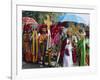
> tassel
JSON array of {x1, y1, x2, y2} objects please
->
[
  {"x1": 32, "y1": 30, "x2": 35, "y2": 62},
  {"x1": 83, "y1": 38, "x2": 86, "y2": 65},
  {"x1": 35, "y1": 30, "x2": 38, "y2": 62}
]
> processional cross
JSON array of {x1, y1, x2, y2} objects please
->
[{"x1": 44, "y1": 15, "x2": 52, "y2": 49}]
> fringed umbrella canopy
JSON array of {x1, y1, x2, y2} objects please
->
[{"x1": 22, "y1": 17, "x2": 38, "y2": 26}]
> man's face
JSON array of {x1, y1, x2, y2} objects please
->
[
  {"x1": 42, "y1": 28, "x2": 47, "y2": 34},
  {"x1": 66, "y1": 30, "x2": 72, "y2": 38}
]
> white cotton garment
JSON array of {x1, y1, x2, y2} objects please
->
[{"x1": 63, "y1": 39, "x2": 73, "y2": 67}]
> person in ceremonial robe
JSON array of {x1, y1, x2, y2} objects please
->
[
  {"x1": 85, "y1": 27, "x2": 89, "y2": 65},
  {"x1": 63, "y1": 29, "x2": 73, "y2": 67},
  {"x1": 51, "y1": 24, "x2": 62, "y2": 67},
  {"x1": 38, "y1": 24, "x2": 48, "y2": 65},
  {"x1": 77, "y1": 28, "x2": 86, "y2": 66},
  {"x1": 23, "y1": 24, "x2": 33, "y2": 62}
]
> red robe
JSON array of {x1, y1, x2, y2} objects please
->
[
  {"x1": 60, "y1": 39, "x2": 67, "y2": 58},
  {"x1": 72, "y1": 47, "x2": 77, "y2": 63},
  {"x1": 25, "y1": 51, "x2": 33, "y2": 62}
]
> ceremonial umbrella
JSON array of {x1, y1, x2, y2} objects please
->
[
  {"x1": 22, "y1": 17, "x2": 38, "y2": 28},
  {"x1": 58, "y1": 13, "x2": 86, "y2": 25}
]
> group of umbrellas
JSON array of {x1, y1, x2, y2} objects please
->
[{"x1": 22, "y1": 14, "x2": 87, "y2": 28}]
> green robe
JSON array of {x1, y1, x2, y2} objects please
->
[
  {"x1": 77, "y1": 39, "x2": 86, "y2": 66},
  {"x1": 85, "y1": 38, "x2": 89, "y2": 54}
]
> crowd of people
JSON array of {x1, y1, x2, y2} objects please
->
[{"x1": 22, "y1": 15, "x2": 89, "y2": 68}]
